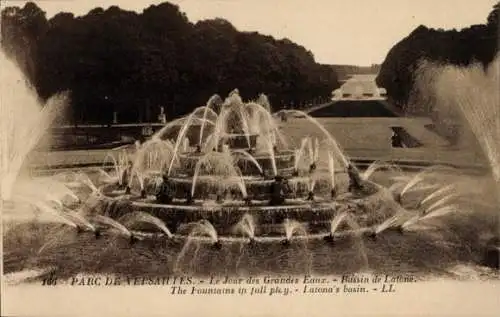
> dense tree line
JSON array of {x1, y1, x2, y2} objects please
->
[
  {"x1": 1, "y1": 2, "x2": 340, "y2": 124},
  {"x1": 376, "y1": 2, "x2": 499, "y2": 113}
]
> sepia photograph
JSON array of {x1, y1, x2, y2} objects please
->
[{"x1": 1, "y1": 0, "x2": 499, "y2": 316}]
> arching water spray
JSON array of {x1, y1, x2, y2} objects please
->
[
  {"x1": 411, "y1": 56, "x2": 500, "y2": 201},
  {"x1": 0, "y1": 51, "x2": 70, "y2": 200}
]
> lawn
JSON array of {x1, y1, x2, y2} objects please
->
[
  {"x1": 20, "y1": 117, "x2": 488, "y2": 172},
  {"x1": 308, "y1": 100, "x2": 397, "y2": 117}
]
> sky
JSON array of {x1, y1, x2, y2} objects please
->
[{"x1": 2, "y1": 0, "x2": 497, "y2": 65}]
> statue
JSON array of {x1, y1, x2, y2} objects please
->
[
  {"x1": 269, "y1": 175, "x2": 289, "y2": 206},
  {"x1": 309, "y1": 162, "x2": 317, "y2": 174},
  {"x1": 185, "y1": 191, "x2": 194, "y2": 205},
  {"x1": 156, "y1": 174, "x2": 175, "y2": 204},
  {"x1": 306, "y1": 191, "x2": 315, "y2": 201},
  {"x1": 158, "y1": 106, "x2": 166, "y2": 124}
]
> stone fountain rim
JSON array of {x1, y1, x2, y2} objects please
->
[
  {"x1": 130, "y1": 200, "x2": 337, "y2": 212},
  {"x1": 166, "y1": 173, "x2": 308, "y2": 184},
  {"x1": 119, "y1": 227, "x2": 377, "y2": 244},
  {"x1": 177, "y1": 149, "x2": 296, "y2": 159}
]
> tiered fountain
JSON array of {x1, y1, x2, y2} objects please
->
[
  {"x1": 96, "y1": 90, "x2": 399, "y2": 245},
  {"x1": 3, "y1": 50, "x2": 499, "y2": 278}
]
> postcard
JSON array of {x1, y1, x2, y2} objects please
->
[{"x1": 1, "y1": 0, "x2": 499, "y2": 316}]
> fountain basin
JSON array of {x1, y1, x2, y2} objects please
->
[
  {"x1": 224, "y1": 133, "x2": 258, "y2": 149},
  {"x1": 103, "y1": 176, "x2": 336, "y2": 201},
  {"x1": 96, "y1": 187, "x2": 396, "y2": 236},
  {"x1": 178, "y1": 149, "x2": 296, "y2": 176},
  {"x1": 89, "y1": 227, "x2": 377, "y2": 245}
]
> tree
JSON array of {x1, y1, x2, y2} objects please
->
[
  {"x1": 1, "y1": 2, "x2": 48, "y2": 88},
  {"x1": 376, "y1": 2, "x2": 500, "y2": 112},
  {"x1": 1, "y1": 1, "x2": 340, "y2": 123}
]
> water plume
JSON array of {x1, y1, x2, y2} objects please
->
[
  {"x1": 419, "y1": 184, "x2": 457, "y2": 206},
  {"x1": 119, "y1": 211, "x2": 173, "y2": 238},
  {"x1": 363, "y1": 161, "x2": 402, "y2": 180},
  {"x1": 232, "y1": 149, "x2": 264, "y2": 175},
  {"x1": 277, "y1": 110, "x2": 350, "y2": 167},
  {"x1": 191, "y1": 151, "x2": 248, "y2": 198},
  {"x1": 0, "y1": 51, "x2": 70, "y2": 200},
  {"x1": 330, "y1": 212, "x2": 349, "y2": 234},
  {"x1": 327, "y1": 151, "x2": 336, "y2": 190},
  {"x1": 92, "y1": 214, "x2": 132, "y2": 237},
  {"x1": 411, "y1": 55, "x2": 500, "y2": 200},
  {"x1": 232, "y1": 213, "x2": 256, "y2": 239},
  {"x1": 283, "y1": 218, "x2": 307, "y2": 240},
  {"x1": 192, "y1": 219, "x2": 219, "y2": 243}
]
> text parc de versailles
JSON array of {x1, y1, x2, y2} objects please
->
[{"x1": 67, "y1": 274, "x2": 417, "y2": 293}]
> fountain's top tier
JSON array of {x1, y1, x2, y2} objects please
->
[
  {"x1": 194, "y1": 90, "x2": 280, "y2": 151},
  {"x1": 139, "y1": 89, "x2": 350, "y2": 180},
  {"x1": 161, "y1": 90, "x2": 295, "y2": 177},
  {"x1": 208, "y1": 90, "x2": 272, "y2": 115},
  {"x1": 152, "y1": 89, "x2": 279, "y2": 147}
]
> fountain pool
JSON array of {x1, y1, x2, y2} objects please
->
[{"x1": 2, "y1": 55, "x2": 499, "y2": 280}]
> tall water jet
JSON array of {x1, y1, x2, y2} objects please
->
[
  {"x1": 199, "y1": 94, "x2": 222, "y2": 145},
  {"x1": 0, "y1": 51, "x2": 70, "y2": 201},
  {"x1": 410, "y1": 57, "x2": 500, "y2": 268},
  {"x1": 294, "y1": 137, "x2": 310, "y2": 170},
  {"x1": 277, "y1": 109, "x2": 350, "y2": 167},
  {"x1": 412, "y1": 55, "x2": 500, "y2": 198},
  {"x1": 327, "y1": 151, "x2": 336, "y2": 197},
  {"x1": 191, "y1": 151, "x2": 247, "y2": 199}
]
